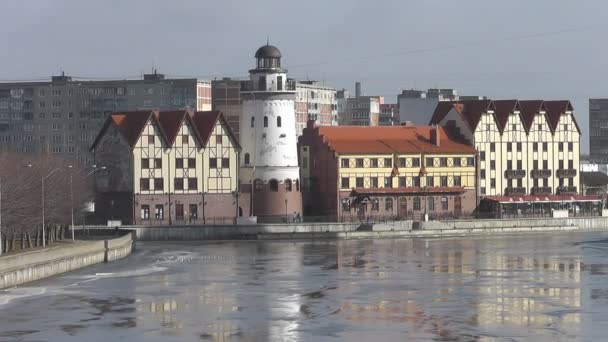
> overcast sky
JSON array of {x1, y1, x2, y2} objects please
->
[{"x1": 1, "y1": 0, "x2": 606, "y2": 153}]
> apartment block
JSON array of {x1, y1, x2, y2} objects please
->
[
  {"x1": 379, "y1": 103, "x2": 398, "y2": 126},
  {"x1": 91, "y1": 110, "x2": 242, "y2": 225},
  {"x1": 431, "y1": 99, "x2": 581, "y2": 197},
  {"x1": 294, "y1": 80, "x2": 338, "y2": 136},
  {"x1": 0, "y1": 72, "x2": 211, "y2": 165},
  {"x1": 337, "y1": 82, "x2": 382, "y2": 126},
  {"x1": 298, "y1": 122, "x2": 477, "y2": 221},
  {"x1": 589, "y1": 98, "x2": 608, "y2": 163}
]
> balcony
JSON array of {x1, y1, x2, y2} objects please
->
[
  {"x1": 531, "y1": 187, "x2": 552, "y2": 195},
  {"x1": 505, "y1": 187, "x2": 526, "y2": 195},
  {"x1": 556, "y1": 169, "x2": 577, "y2": 178},
  {"x1": 504, "y1": 170, "x2": 526, "y2": 179},
  {"x1": 530, "y1": 169, "x2": 552, "y2": 178},
  {"x1": 556, "y1": 186, "x2": 577, "y2": 194}
]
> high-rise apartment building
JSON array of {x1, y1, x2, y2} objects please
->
[
  {"x1": 337, "y1": 82, "x2": 382, "y2": 126},
  {"x1": 211, "y1": 78, "x2": 249, "y2": 140},
  {"x1": 397, "y1": 88, "x2": 459, "y2": 126},
  {"x1": 379, "y1": 103, "x2": 398, "y2": 126},
  {"x1": 0, "y1": 72, "x2": 211, "y2": 164},
  {"x1": 294, "y1": 80, "x2": 337, "y2": 136},
  {"x1": 589, "y1": 98, "x2": 608, "y2": 163}
]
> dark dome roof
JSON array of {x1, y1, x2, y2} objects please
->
[{"x1": 255, "y1": 44, "x2": 282, "y2": 58}]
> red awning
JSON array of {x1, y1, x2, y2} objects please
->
[{"x1": 350, "y1": 187, "x2": 466, "y2": 196}]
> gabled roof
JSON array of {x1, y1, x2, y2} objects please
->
[
  {"x1": 91, "y1": 110, "x2": 240, "y2": 151},
  {"x1": 313, "y1": 125, "x2": 476, "y2": 155},
  {"x1": 518, "y1": 100, "x2": 545, "y2": 133},
  {"x1": 493, "y1": 100, "x2": 519, "y2": 133},
  {"x1": 430, "y1": 100, "x2": 494, "y2": 132},
  {"x1": 544, "y1": 100, "x2": 579, "y2": 134}
]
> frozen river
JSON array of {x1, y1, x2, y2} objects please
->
[{"x1": 2, "y1": 232, "x2": 608, "y2": 341}]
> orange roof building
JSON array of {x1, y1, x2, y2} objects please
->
[{"x1": 298, "y1": 121, "x2": 478, "y2": 221}]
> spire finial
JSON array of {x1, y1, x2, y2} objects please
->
[{"x1": 266, "y1": 35, "x2": 269, "y2": 46}]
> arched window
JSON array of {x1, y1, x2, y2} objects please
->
[
  {"x1": 285, "y1": 179, "x2": 292, "y2": 191},
  {"x1": 264, "y1": 116, "x2": 268, "y2": 128},
  {"x1": 413, "y1": 197, "x2": 421, "y2": 211},
  {"x1": 250, "y1": 117, "x2": 255, "y2": 128},
  {"x1": 269, "y1": 179, "x2": 279, "y2": 192},
  {"x1": 244, "y1": 153, "x2": 250, "y2": 165},
  {"x1": 277, "y1": 116, "x2": 282, "y2": 127},
  {"x1": 254, "y1": 179, "x2": 263, "y2": 192},
  {"x1": 428, "y1": 197, "x2": 435, "y2": 211},
  {"x1": 295, "y1": 179, "x2": 300, "y2": 191},
  {"x1": 385, "y1": 198, "x2": 393, "y2": 211}
]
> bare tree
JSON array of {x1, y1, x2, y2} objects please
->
[{"x1": 0, "y1": 151, "x2": 93, "y2": 252}]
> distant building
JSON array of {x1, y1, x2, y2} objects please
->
[
  {"x1": 91, "y1": 110, "x2": 241, "y2": 225},
  {"x1": 211, "y1": 78, "x2": 249, "y2": 140},
  {"x1": 298, "y1": 122, "x2": 478, "y2": 221},
  {"x1": 397, "y1": 88, "x2": 458, "y2": 126},
  {"x1": 589, "y1": 98, "x2": 608, "y2": 163},
  {"x1": 431, "y1": 99, "x2": 581, "y2": 197},
  {"x1": 337, "y1": 82, "x2": 382, "y2": 126},
  {"x1": 294, "y1": 80, "x2": 337, "y2": 136},
  {"x1": 0, "y1": 71, "x2": 211, "y2": 165},
  {"x1": 379, "y1": 104, "x2": 399, "y2": 126}
]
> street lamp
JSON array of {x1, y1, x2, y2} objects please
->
[
  {"x1": 69, "y1": 165, "x2": 106, "y2": 241},
  {"x1": 285, "y1": 198, "x2": 288, "y2": 223},
  {"x1": 42, "y1": 168, "x2": 62, "y2": 248}
]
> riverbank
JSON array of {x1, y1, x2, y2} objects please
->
[
  {"x1": 88, "y1": 216, "x2": 608, "y2": 241},
  {"x1": 0, "y1": 232, "x2": 135, "y2": 289}
]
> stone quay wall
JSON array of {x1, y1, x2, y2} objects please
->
[{"x1": 0, "y1": 232, "x2": 135, "y2": 289}]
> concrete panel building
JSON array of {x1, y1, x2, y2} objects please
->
[
  {"x1": 91, "y1": 110, "x2": 242, "y2": 225},
  {"x1": 211, "y1": 78, "x2": 249, "y2": 140},
  {"x1": 294, "y1": 80, "x2": 337, "y2": 136},
  {"x1": 379, "y1": 103, "x2": 398, "y2": 126},
  {"x1": 431, "y1": 99, "x2": 581, "y2": 198},
  {"x1": 298, "y1": 122, "x2": 478, "y2": 221},
  {"x1": 337, "y1": 82, "x2": 382, "y2": 126},
  {"x1": 0, "y1": 72, "x2": 211, "y2": 165},
  {"x1": 589, "y1": 98, "x2": 608, "y2": 163},
  {"x1": 397, "y1": 88, "x2": 458, "y2": 126}
]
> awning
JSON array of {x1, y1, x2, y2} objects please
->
[
  {"x1": 483, "y1": 194, "x2": 602, "y2": 204},
  {"x1": 350, "y1": 186, "x2": 466, "y2": 196}
]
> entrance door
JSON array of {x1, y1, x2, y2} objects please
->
[
  {"x1": 399, "y1": 197, "x2": 408, "y2": 218},
  {"x1": 454, "y1": 196, "x2": 462, "y2": 217},
  {"x1": 175, "y1": 204, "x2": 184, "y2": 222},
  {"x1": 357, "y1": 204, "x2": 366, "y2": 220}
]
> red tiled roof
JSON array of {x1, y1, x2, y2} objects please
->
[
  {"x1": 492, "y1": 100, "x2": 519, "y2": 133},
  {"x1": 430, "y1": 100, "x2": 494, "y2": 132},
  {"x1": 483, "y1": 194, "x2": 601, "y2": 203},
  {"x1": 91, "y1": 110, "x2": 240, "y2": 151},
  {"x1": 315, "y1": 125, "x2": 476, "y2": 155},
  {"x1": 544, "y1": 100, "x2": 578, "y2": 133},
  {"x1": 350, "y1": 187, "x2": 466, "y2": 195}
]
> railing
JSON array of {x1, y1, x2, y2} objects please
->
[
  {"x1": 531, "y1": 187, "x2": 552, "y2": 195},
  {"x1": 556, "y1": 186, "x2": 577, "y2": 194},
  {"x1": 531, "y1": 169, "x2": 552, "y2": 178},
  {"x1": 556, "y1": 169, "x2": 577, "y2": 178},
  {"x1": 504, "y1": 170, "x2": 526, "y2": 179},
  {"x1": 505, "y1": 187, "x2": 526, "y2": 195}
]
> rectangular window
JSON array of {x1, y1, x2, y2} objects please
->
[
  {"x1": 370, "y1": 177, "x2": 378, "y2": 188},
  {"x1": 176, "y1": 159, "x2": 184, "y2": 169},
  {"x1": 440, "y1": 158, "x2": 448, "y2": 167},
  {"x1": 341, "y1": 177, "x2": 350, "y2": 189},
  {"x1": 154, "y1": 158, "x2": 162, "y2": 168},
  {"x1": 467, "y1": 157, "x2": 475, "y2": 167},
  {"x1": 356, "y1": 177, "x2": 364, "y2": 187},
  {"x1": 412, "y1": 158, "x2": 420, "y2": 167},
  {"x1": 398, "y1": 158, "x2": 406, "y2": 167},
  {"x1": 507, "y1": 160, "x2": 512, "y2": 170},
  {"x1": 188, "y1": 178, "x2": 197, "y2": 190},
  {"x1": 222, "y1": 158, "x2": 230, "y2": 168},
  {"x1": 559, "y1": 160, "x2": 564, "y2": 170},
  {"x1": 216, "y1": 135, "x2": 223, "y2": 145},
  {"x1": 141, "y1": 205, "x2": 150, "y2": 219},
  {"x1": 538, "y1": 124, "x2": 542, "y2": 131},
  {"x1": 370, "y1": 158, "x2": 378, "y2": 167},
  {"x1": 490, "y1": 178, "x2": 496, "y2": 188},
  {"x1": 140, "y1": 178, "x2": 150, "y2": 191},
  {"x1": 154, "y1": 178, "x2": 164, "y2": 190},
  {"x1": 189, "y1": 204, "x2": 198, "y2": 219},
  {"x1": 517, "y1": 160, "x2": 522, "y2": 170},
  {"x1": 440, "y1": 176, "x2": 448, "y2": 187},
  {"x1": 533, "y1": 160, "x2": 538, "y2": 170},
  {"x1": 148, "y1": 135, "x2": 155, "y2": 144},
  {"x1": 356, "y1": 158, "x2": 364, "y2": 167},
  {"x1": 454, "y1": 158, "x2": 461, "y2": 167},
  {"x1": 490, "y1": 160, "x2": 496, "y2": 170},
  {"x1": 533, "y1": 144, "x2": 538, "y2": 152},
  {"x1": 174, "y1": 178, "x2": 184, "y2": 190},
  {"x1": 398, "y1": 177, "x2": 406, "y2": 187},
  {"x1": 277, "y1": 76, "x2": 283, "y2": 91},
  {"x1": 480, "y1": 151, "x2": 485, "y2": 160},
  {"x1": 517, "y1": 142, "x2": 522, "y2": 152},
  {"x1": 142, "y1": 159, "x2": 149, "y2": 169},
  {"x1": 426, "y1": 176, "x2": 434, "y2": 187},
  {"x1": 188, "y1": 158, "x2": 196, "y2": 168},
  {"x1": 559, "y1": 143, "x2": 564, "y2": 152},
  {"x1": 426, "y1": 158, "x2": 434, "y2": 167},
  {"x1": 543, "y1": 160, "x2": 548, "y2": 170},
  {"x1": 490, "y1": 143, "x2": 495, "y2": 152},
  {"x1": 181, "y1": 135, "x2": 189, "y2": 144},
  {"x1": 481, "y1": 169, "x2": 486, "y2": 179},
  {"x1": 341, "y1": 158, "x2": 350, "y2": 168},
  {"x1": 155, "y1": 205, "x2": 164, "y2": 219},
  {"x1": 210, "y1": 158, "x2": 217, "y2": 168},
  {"x1": 507, "y1": 143, "x2": 512, "y2": 152},
  {"x1": 384, "y1": 177, "x2": 393, "y2": 188},
  {"x1": 384, "y1": 158, "x2": 392, "y2": 167},
  {"x1": 543, "y1": 142, "x2": 548, "y2": 152},
  {"x1": 568, "y1": 142, "x2": 573, "y2": 152},
  {"x1": 454, "y1": 176, "x2": 461, "y2": 186},
  {"x1": 441, "y1": 197, "x2": 449, "y2": 210},
  {"x1": 413, "y1": 176, "x2": 420, "y2": 187},
  {"x1": 568, "y1": 160, "x2": 573, "y2": 169}
]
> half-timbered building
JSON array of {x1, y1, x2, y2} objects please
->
[{"x1": 91, "y1": 110, "x2": 242, "y2": 225}]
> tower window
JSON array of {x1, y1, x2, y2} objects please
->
[
  {"x1": 259, "y1": 76, "x2": 266, "y2": 90},
  {"x1": 277, "y1": 76, "x2": 283, "y2": 91},
  {"x1": 285, "y1": 179, "x2": 292, "y2": 191},
  {"x1": 264, "y1": 116, "x2": 268, "y2": 128},
  {"x1": 277, "y1": 116, "x2": 282, "y2": 127},
  {"x1": 251, "y1": 117, "x2": 255, "y2": 128},
  {"x1": 244, "y1": 153, "x2": 250, "y2": 165},
  {"x1": 269, "y1": 179, "x2": 279, "y2": 192}
]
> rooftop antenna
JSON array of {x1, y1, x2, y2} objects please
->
[{"x1": 266, "y1": 35, "x2": 269, "y2": 45}]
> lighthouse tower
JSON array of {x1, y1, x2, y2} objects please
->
[{"x1": 240, "y1": 43, "x2": 302, "y2": 221}]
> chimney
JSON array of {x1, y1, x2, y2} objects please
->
[
  {"x1": 430, "y1": 125, "x2": 440, "y2": 146},
  {"x1": 355, "y1": 82, "x2": 361, "y2": 98}
]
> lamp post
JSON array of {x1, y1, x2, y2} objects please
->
[
  {"x1": 42, "y1": 168, "x2": 61, "y2": 248},
  {"x1": 69, "y1": 166, "x2": 106, "y2": 241},
  {"x1": 285, "y1": 198, "x2": 288, "y2": 223}
]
